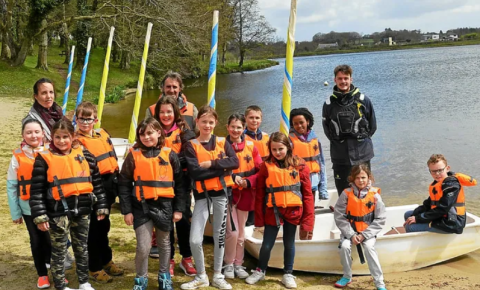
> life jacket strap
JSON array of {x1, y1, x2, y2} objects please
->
[
  {"x1": 53, "y1": 176, "x2": 71, "y2": 218},
  {"x1": 219, "y1": 174, "x2": 236, "y2": 232},
  {"x1": 96, "y1": 150, "x2": 116, "y2": 162},
  {"x1": 18, "y1": 176, "x2": 31, "y2": 197},
  {"x1": 235, "y1": 168, "x2": 256, "y2": 178},
  {"x1": 346, "y1": 211, "x2": 374, "y2": 223},
  {"x1": 266, "y1": 184, "x2": 301, "y2": 193},
  {"x1": 136, "y1": 176, "x2": 150, "y2": 215},
  {"x1": 302, "y1": 154, "x2": 321, "y2": 162},
  {"x1": 134, "y1": 180, "x2": 175, "y2": 188},
  {"x1": 267, "y1": 185, "x2": 283, "y2": 228},
  {"x1": 431, "y1": 200, "x2": 465, "y2": 207},
  {"x1": 48, "y1": 176, "x2": 92, "y2": 188}
]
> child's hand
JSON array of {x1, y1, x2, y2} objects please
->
[
  {"x1": 13, "y1": 218, "x2": 23, "y2": 224},
  {"x1": 299, "y1": 230, "x2": 313, "y2": 240},
  {"x1": 97, "y1": 215, "x2": 105, "y2": 221},
  {"x1": 403, "y1": 216, "x2": 416, "y2": 227},
  {"x1": 356, "y1": 234, "x2": 365, "y2": 244},
  {"x1": 235, "y1": 175, "x2": 242, "y2": 185},
  {"x1": 37, "y1": 222, "x2": 50, "y2": 232},
  {"x1": 173, "y1": 211, "x2": 183, "y2": 222},
  {"x1": 199, "y1": 161, "x2": 212, "y2": 168},
  {"x1": 124, "y1": 213, "x2": 134, "y2": 226}
]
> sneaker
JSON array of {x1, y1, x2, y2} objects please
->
[
  {"x1": 377, "y1": 288, "x2": 387, "y2": 290},
  {"x1": 45, "y1": 263, "x2": 51, "y2": 269},
  {"x1": 150, "y1": 246, "x2": 160, "y2": 258},
  {"x1": 37, "y1": 276, "x2": 50, "y2": 289},
  {"x1": 234, "y1": 265, "x2": 249, "y2": 279},
  {"x1": 334, "y1": 277, "x2": 352, "y2": 288},
  {"x1": 65, "y1": 278, "x2": 69, "y2": 285},
  {"x1": 133, "y1": 277, "x2": 148, "y2": 290},
  {"x1": 169, "y1": 259, "x2": 175, "y2": 277},
  {"x1": 180, "y1": 257, "x2": 197, "y2": 276},
  {"x1": 212, "y1": 273, "x2": 232, "y2": 290},
  {"x1": 158, "y1": 272, "x2": 173, "y2": 290},
  {"x1": 281, "y1": 273, "x2": 297, "y2": 289},
  {"x1": 245, "y1": 269, "x2": 265, "y2": 285},
  {"x1": 319, "y1": 193, "x2": 329, "y2": 200},
  {"x1": 79, "y1": 282, "x2": 96, "y2": 290},
  {"x1": 65, "y1": 251, "x2": 75, "y2": 270},
  {"x1": 103, "y1": 260, "x2": 124, "y2": 276},
  {"x1": 180, "y1": 274, "x2": 209, "y2": 289},
  {"x1": 89, "y1": 270, "x2": 113, "y2": 283},
  {"x1": 222, "y1": 264, "x2": 234, "y2": 279}
]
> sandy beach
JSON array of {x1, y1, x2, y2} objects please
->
[{"x1": 1, "y1": 96, "x2": 480, "y2": 290}]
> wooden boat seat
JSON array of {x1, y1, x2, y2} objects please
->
[{"x1": 384, "y1": 226, "x2": 406, "y2": 235}]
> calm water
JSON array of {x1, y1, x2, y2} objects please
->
[{"x1": 101, "y1": 45, "x2": 480, "y2": 207}]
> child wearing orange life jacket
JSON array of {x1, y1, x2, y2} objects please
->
[
  {"x1": 30, "y1": 120, "x2": 109, "y2": 290},
  {"x1": 289, "y1": 108, "x2": 329, "y2": 201},
  {"x1": 181, "y1": 106, "x2": 239, "y2": 290},
  {"x1": 223, "y1": 113, "x2": 263, "y2": 280},
  {"x1": 74, "y1": 102, "x2": 124, "y2": 282},
  {"x1": 152, "y1": 96, "x2": 197, "y2": 276},
  {"x1": 118, "y1": 117, "x2": 187, "y2": 290},
  {"x1": 7, "y1": 119, "x2": 52, "y2": 289},
  {"x1": 246, "y1": 132, "x2": 315, "y2": 289},
  {"x1": 404, "y1": 154, "x2": 476, "y2": 234},
  {"x1": 333, "y1": 164, "x2": 386, "y2": 290},
  {"x1": 243, "y1": 105, "x2": 269, "y2": 226}
]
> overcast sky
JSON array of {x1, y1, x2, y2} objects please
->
[{"x1": 258, "y1": 0, "x2": 480, "y2": 41}]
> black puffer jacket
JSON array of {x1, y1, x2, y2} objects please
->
[
  {"x1": 118, "y1": 146, "x2": 187, "y2": 230},
  {"x1": 29, "y1": 147, "x2": 109, "y2": 223}
]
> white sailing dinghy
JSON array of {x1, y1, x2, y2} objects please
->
[
  {"x1": 112, "y1": 138, "x2": 132, "y2": 169},
  {"x1": 244, "y1": 204, "x2": 480, "y2": 274}
]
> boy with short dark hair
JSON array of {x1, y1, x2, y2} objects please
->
[
  {"x1": 75, "y1": 102, "x2": 124, "y2": 283},
  {"x1": 403, "y1": 154, "x2": 476, "y2": 233},
  {"x1": 244, "y1": 105, "x2": 269, "y2": 161}
]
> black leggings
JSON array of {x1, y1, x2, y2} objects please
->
[{"x1": 24, "y1": 214, "x2": 51, "y2": 277}]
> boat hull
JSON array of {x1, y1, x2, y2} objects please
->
[{"x1": 244, "y1": 204, "x2": 480, "y2": 274}]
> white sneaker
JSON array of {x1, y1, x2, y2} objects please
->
[
  {"x1": 45, "y1": 263, "x2": 51, "y2": 269},
  {"x1": 180, "y1": 274, "x2": 209, "y2": 289},
  {"x1": 212, "y1": 273, "x2": 232, "y2": 290},
  {"x1": 245, "y1": 269, "x2": 265, "y2": 285},
  {"x1": 281, "y1": 273, "x2": 297, "y2": 289},
  {"x1": 234, "y1": 265, "x2": 249, "y2": 279},
  {"x1": 79, "y1": 282, "x2": 95, "y2": 290},
  {"x1": 222, "y1": 264, "x2": 234, "y2": 279}
]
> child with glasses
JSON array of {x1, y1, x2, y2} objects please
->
[
  {"x1": 403, "y1": 154, "x2": 477, "y2": 233},
  {"x1": 75, "y1": 102, "x2": 125, "y2": 283}
]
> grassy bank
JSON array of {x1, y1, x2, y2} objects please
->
[{"x1": 0, "y1": 45, "x2": 278, "y2": 107}]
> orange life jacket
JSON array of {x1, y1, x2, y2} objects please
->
[
  {"x1": 132, "y1": 147, "x2": 175, "y2": 201},
  {"x1": 76, "y1": 128, "x2": 118, "y2": 174},
  {"x1": 40, "y1": 147, "x2": 93, "y2": 201},
  {"x1": 429, "y1": 173, "x2": 476, "y2": 216},
  {"x1": 13, "y1": 148, "x2": 35, "y2": 201},
  {"x1": 265, "y1": 161, "x2": 302, "y2": 208},
  {"x1": 165, "y1": 127, "x2": 182, "y2": 154},
  {"x1": 289, "y1": 133, "x2": 321, "y2": 174},
  {"x1": 232, "y1": 140, "x2": 256, "y2": 189},
  {"x1": 190, "y1": 137, "x2": 234, "y2": 193},
  {"x1": 345, "y1": 187, "x2": 381, "y2": 233},
  {"x1": 245, "y1": 132, "x2": 269, "y2": 161}
]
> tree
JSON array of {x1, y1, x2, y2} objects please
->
[{"x1": 231, "y1": 0, "x2": 275, "y2": 68}]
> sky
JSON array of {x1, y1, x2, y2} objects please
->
[{"x1": 258, "y1": 0, "x2": 480, "y2": 41}]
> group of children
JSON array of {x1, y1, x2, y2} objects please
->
[{"x1": 18, "y1": 78, "x2": 480, "y2": 290}]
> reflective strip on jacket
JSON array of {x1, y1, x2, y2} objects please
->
[
  {"x1": 13, "y1": 148, "x2": 34, "y2": 200},
  {"x1": 345, "y1": 186, "x2": 380, "y2": 232},
  {"x1": 265, "y1": 161, "x2": 302, "y2": 208},
  {"x1": 190, "y1": 137, "x2": 234, "y2": 193},
  {"x1": 77, "y1": 128, "x2": 118, "y2": 174},
  {"x1": 429, "y1": 173, "x2": 476, "y2": 216},
  {"x1": 39, "y1": 147, "x2": 93, "y2": 201},
  {"x1": 289, "y1": 133, "x2": 321, "y2": 174},
  {"x1": 132, "y1": 147, "x2": 175, "y2": 201},
  {"x1": 245, "y1": 132, "x2": 269, "y2": 160}
]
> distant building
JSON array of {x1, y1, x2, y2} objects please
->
[
  {"x1": 317, "y1": 43, "x2": 338, "y2": 49},
  {"x1": 448, "y1": 34, "x2": 458, "y2": 40},
  {"x1": 423, "y1": 34, "x2": 440, "y2": 41}
]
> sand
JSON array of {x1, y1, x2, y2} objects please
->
[{"x1": 1, "y1": 97, "x2": 480, "y2": 290}]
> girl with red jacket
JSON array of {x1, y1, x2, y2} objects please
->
[
  {"x1": 223, "y1": 113, "x2": 262, "y2": 280},
  {"x1": 245, "y1": 132, "x2": 315, "y2": 289}
]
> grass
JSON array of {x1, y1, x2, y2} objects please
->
[{"x1": 217, "y1": 59, "x2": 279, "y2": 74}]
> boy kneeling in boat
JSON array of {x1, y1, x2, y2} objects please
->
[{"x1": 404, "y1": 154, "x2": 477, "y2": 234}]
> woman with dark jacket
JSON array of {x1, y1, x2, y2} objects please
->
[
  {"x1": 30, "y1": 120, "x2": 109, "y2": 290},
  {"x1": 118, "y1": 117, "x2": 187, "y2": 290}
]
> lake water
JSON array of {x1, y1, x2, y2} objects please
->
[{"x1": 101, "y1": 45, "x2": 480, "y2": 209}]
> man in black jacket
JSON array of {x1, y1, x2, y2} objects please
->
[{"x1": 322, "y1": 65, "x2": 377, "y2": 195}]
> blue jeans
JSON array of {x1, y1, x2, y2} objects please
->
[
  {"x1": 404, "y1": 210, "x2": 447, "y2": 233},
  {"x1": 258, "y1": 221, "x2": 297, "y2": 273}
]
